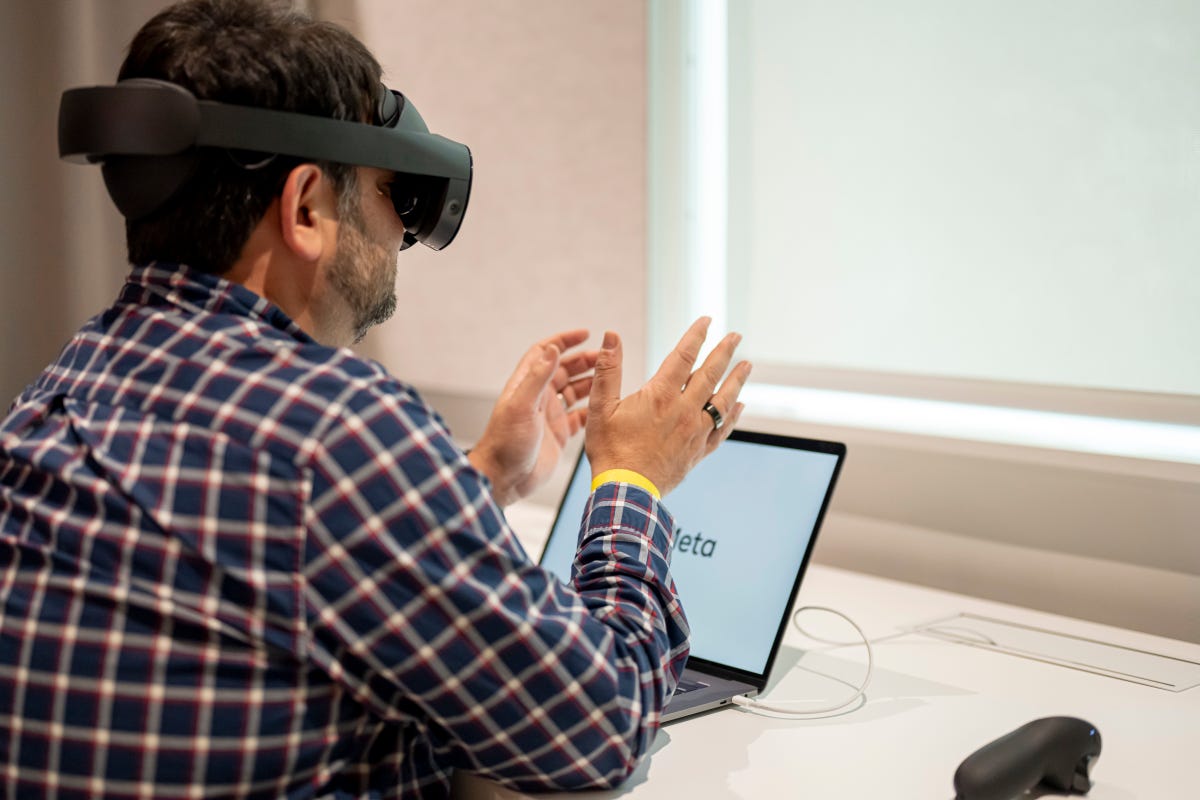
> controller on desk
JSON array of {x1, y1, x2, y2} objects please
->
[{"x1": 953, "y1": 716, "x2": 1102, "y2": 800}]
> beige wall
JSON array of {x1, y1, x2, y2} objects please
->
[
  {"x1": 0, "y1": 1, "x2": 169, "y2": 406},
  {"x1": 0, "y1": 0, "x2": 642, "y2": 507},
  {"x1": 355, "y1": 1, "x2": 649, "y2": 401},
  {"x1": 0, "y1": 0, "x2": 647, "y2": 412}
]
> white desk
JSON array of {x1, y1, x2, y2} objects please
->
[{"x1": 454, "y1": 505, "x2": 1199, "y2": 799}]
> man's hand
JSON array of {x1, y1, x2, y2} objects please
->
[
  {"x1": 585, "y1": 317, "x2": 751, "y2": 497},
  {"x1": 469, "y1": 330, "x2": 598, "y2": 507}
]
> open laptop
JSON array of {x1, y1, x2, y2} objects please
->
[{"x1": 538, "y1": 429, "x2": 846, "y2": 722}]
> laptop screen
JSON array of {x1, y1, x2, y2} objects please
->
[{"x1": 538, "y1": 430, "x2": 845, "y2": 677}]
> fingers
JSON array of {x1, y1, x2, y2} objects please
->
[
  {"x1": 556, "y1": 376, "x2": 594, "y2": 410},
  {"x1": 646, "y1": 317, "x2": 750, "y2": 440},
  {"x1": 651, "y1": 316, "x2": 712, "y2": 390},
  {"x1": 553, "y1": 349, "x2": 599, "y2": 393},
  {"x1": 682, "y1": 331, "x2": 742, "y2": 404},
  {"x1": 541, "y1": 329, "x2": 590, "y2": 354},
  {"x1": 510, "y1": 342, "x2": 560, "y2": 409},
  {"x1": 702, "y1": 358, "x2": 752, "y2": 430},
  {"x1": 706, "y1": 400, "x2": 746, "y2": 451},
  {"x1": 589, "y1": 331, "x2": 622, "y2": 414},
  {"x1": 508, "y1": 331, "x2": 594, "y2": 395},
  {"x1": 537, "y1": 330, "x2": 598, "y2": 400}
]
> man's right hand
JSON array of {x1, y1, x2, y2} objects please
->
[{"x1": 584, "y1": 316, "x2": 752, "y2": 497}]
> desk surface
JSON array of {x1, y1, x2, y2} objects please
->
[{"x1": 453, "y1": 504, "x2": 1199, "y2": 799}]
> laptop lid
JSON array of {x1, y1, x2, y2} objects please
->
[{"x1": 538, "y1": 429, "x2": 846, "y2": 692}]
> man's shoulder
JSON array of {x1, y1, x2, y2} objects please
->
[
  {"x1": 229, "y1": 339, "x2": 446, "y2": 445},
  {"x1": 18, "y1": 293, "x2": 452, "y2": 465},
  {"x1": 71, "y1": 312, "x2": 443, "y2": 462}
]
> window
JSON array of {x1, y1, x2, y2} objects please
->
[{"x1": 648, "y1": 0, "x2": 1200, "y2": 465}]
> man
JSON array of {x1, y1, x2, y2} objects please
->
[{"x1": 0, "y1": 1, "x2": 750, "y2": 797}]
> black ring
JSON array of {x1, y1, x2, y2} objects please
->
[{"x1": 702, "y1": 401, "x2": 724, "y2": 431}]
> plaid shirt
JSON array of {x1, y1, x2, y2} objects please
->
[{"x1": 0, "y1": 264, "x2": 689, "y2": 799}]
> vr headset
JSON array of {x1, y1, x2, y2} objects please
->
[{"x1": 58, "y1": 79, "x2": 472, "y2": 251}]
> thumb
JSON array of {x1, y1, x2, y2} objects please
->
[{"x1": 589, "y1": 331, "x2": 622, "y2": 413}]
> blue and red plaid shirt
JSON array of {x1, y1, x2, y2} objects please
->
[{"x1": 0, "y1": 264, "x2": 689, "y2": 799}]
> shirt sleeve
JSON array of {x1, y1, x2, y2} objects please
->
[{"x1": 299, "y1": 376, "x2": 690, "y2": 791}]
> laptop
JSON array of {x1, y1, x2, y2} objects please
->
[{"x1": 538, "y1": 429, "x2": 846, "y2": 722}]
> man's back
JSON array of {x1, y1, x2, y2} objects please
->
[
  {"x1": 1, "y1": 264, "x2": 692, "y2": 798},
  {"x1": 1, "y1": 264, "x2": 415, "y2": 796}
]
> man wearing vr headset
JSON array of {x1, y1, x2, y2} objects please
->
[{"x1": 0, "y1": 1, "x2": 751, "y2": 797}]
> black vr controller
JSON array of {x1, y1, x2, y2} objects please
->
[
  {"x1": 954, "y1": 716, "x2": 1102, "y2": 800},
  {"x1": 58, "y1": 79, "x2": 472, "y2": 251}
]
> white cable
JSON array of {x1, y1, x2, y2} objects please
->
[{"x1": 732, "y1": 605, "x2": 873, "y2": 718}]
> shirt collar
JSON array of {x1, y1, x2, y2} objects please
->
[{"x1": 121, "y1": 262, "x2": 315, "y2": 343}]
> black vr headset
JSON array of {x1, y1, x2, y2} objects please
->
[{"x1": 58, "y1": 79, "x2": 472, "y2": 251}]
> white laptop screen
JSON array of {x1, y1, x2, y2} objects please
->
[{"x1": 539, "y1": 432, "x2": 842, "y2": 675}]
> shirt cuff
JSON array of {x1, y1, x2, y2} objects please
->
[{"x1": 591, "y1": 468, "x2": 661, "y2": 500}]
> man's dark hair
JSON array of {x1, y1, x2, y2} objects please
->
[{"x1": 118, "y1": 0, "x2": 382, "y2": 274}]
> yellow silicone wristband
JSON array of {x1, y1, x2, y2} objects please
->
[{"x1": 591, "y1": 469, "x2": 661, "y2": 500}]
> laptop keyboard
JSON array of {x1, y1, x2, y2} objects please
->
[{"x1": 672, "y1": 678, "x2": 710, "y2": 695}]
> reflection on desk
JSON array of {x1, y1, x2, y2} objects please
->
[{"x1": 453, "y1": 562, "x2": 1198, "y2": 799}]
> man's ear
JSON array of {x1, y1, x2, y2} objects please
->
[{"x1": 278, "y1": 164, "x2": 338, "y2": 262}]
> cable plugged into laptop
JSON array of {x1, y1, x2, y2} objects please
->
[{"x1": 731, "y1": 606, "x2": 874, "y2": 718}]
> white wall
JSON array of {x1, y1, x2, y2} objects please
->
[{"x1": 0, "y1": 1, "x2": 169, "y2": 405}]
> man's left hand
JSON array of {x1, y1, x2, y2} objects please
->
[{"x1": 469, "y1": 330, "x2": 596, "y2": 507}]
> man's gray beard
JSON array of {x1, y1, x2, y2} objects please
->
[{"x1": 327, "y1": 203, "x2": 398, "y2": 344}]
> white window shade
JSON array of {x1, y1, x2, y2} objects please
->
[
  {"x1": 726, "y1": 0, "x2": 1200, "y2": 398},
  {"x1": 650, "y1": 0, "x2": 1200, "y2": 460}
]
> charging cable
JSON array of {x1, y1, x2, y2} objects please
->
[{"x1": 732, "y1": 605, "x2": 873, "y2": 718}]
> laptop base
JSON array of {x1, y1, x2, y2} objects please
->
[{"x1": 661, "y1": 670, "x2": 757, "y2": 723}]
